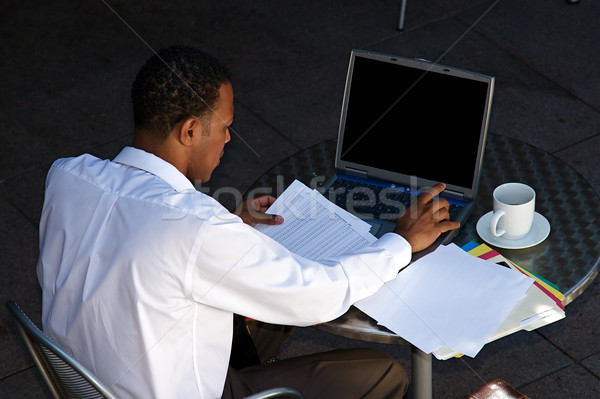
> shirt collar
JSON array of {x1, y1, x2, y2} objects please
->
[{"x1": 113, "y1": 146, "x2": 195, "y2": 192}]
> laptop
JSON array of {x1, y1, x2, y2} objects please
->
[{"x1": 321, "y1": 49, "x2": 495, "y2": 252}]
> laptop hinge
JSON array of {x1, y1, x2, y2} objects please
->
[
  {"x1": 344, "y1": 167, "x2": 368, "y2": 178},
  {"x1": 444, "y1": 189, "x2": 464, "y2": 199}
]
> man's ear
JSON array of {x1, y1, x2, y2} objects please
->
[{"x1": 178, "y1": 117, "x2": 202, "y2": 146}]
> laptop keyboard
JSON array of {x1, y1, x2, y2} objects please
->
[{"x1": 327, "y1": 178, "x2": 463, "y2": 221}]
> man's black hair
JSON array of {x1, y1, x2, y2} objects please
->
[{"x1": 131, "y1": 46, "x2": 231, "y2": 140}]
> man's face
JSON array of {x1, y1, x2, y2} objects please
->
[{"x1": 189, "y1": 82, "x2": 234, "y2": 183}]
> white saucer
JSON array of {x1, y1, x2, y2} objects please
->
[{"x1": 476, "y1": 211, "x2": 551, "y2": 249}]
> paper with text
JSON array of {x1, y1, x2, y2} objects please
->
[{"x1": 255, "y1": 180, "x2": 376, "y2": 260}]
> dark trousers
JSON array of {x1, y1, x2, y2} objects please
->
[{"x1": 223, "y1": 317, "x2": 409, "y2": 399}]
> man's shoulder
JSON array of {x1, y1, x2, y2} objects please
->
[
  {"x1": 48, "y1": 153, "x2": 231, "y2": 218},
  {"x1": 47, "y1": 154, "x2": 122, "y2": 189},
  {"x1": 50, "y1": 153, "x2": 109, "y2": 174},
  {"x1": 47, "y1": 153, "x2": 139, "y2": 198}
]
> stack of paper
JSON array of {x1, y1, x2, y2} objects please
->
[
  {"x1": 440, "y1": 242, "x2": 567, "y2": 358},
  {"x1": 462, "y1": 242, "x2": 565, "y2": 308},
  {"x1": 355, "y1": 244, "x2": 535, "y2": 358}
]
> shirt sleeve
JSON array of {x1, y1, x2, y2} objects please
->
[{"x1": 189, "y1": 215, "x2": 412, "y2": 326}]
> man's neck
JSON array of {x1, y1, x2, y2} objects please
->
[{"x1": 133, "y1": 129, "x2": 189, "y2": 178}]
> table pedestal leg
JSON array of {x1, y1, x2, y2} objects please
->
[{"x1": 411, "y1": 346, "x2": 432, "y2": 399}]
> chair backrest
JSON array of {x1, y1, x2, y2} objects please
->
[{"x1": 6, "y1": 300, "x2": 118, "y2": 399}]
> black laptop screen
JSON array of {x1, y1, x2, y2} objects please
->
[{"x1": 339, "y1": 55, "x2": 490, "y2": 189}]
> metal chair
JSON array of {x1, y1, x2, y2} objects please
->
[
  {"x1": 6, "y1": 300, "x2": 303, "y2": 399},
  {"x1": 245, "y1": 387, "x2": 304, "y2": 399},
  {"x1": 6, "y1": 300, "x2": 118, "y2": 399}
]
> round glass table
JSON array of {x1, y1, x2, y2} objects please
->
[{"x1": 247, "y1": 133, "x2": 600, "y2": 398}]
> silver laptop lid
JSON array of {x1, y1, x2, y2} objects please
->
[{"x1": 335, "y1": 49, "x2": 495, "y2": 201}]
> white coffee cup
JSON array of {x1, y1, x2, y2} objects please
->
[{"x1": 489, "y1": 182, "x2": 536, "y2": 240}]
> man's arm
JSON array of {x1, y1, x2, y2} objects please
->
[{"x1": 237, "y1": 184, "x2": 459, "y2": 252}]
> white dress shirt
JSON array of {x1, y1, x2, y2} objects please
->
[{"x1": 37, "y1": 146, "x2": 411, "y2": 399}]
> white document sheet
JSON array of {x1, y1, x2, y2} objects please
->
[
  {"x1": 433, "y1": 284, "x2": 565, "y2": 359},
  {"x1": 255, "y1": 180, "x2": 376, "y2": 260},
  {"x1": 355, "y1": 243, "x2": 534, "y2": 358}
]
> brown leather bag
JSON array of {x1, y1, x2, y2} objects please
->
[{"x1": 463, "y1": 378, "x2": 531, "y2": 399}]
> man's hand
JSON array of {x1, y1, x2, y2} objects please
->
[
  {"x1": 234, "y1": 195, "x2": 284, "y2": 227},
  {"x1": 393, "y1": 183, "x2": 460, "y2": 253}
]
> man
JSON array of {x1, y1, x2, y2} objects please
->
[{"x1": 37, "y1": 46, "x2": 459, "y2": 398}]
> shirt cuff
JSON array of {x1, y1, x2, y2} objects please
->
[{"x1": 373, "y1": 232, "x2": 412, "y2": 272}]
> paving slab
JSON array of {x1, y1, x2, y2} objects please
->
[
  {"x1": 0, "y1": 367, "x2": 51, "y2": 399},
  {"x1": 0, "y1": 167, "x2": 47, "y2": 227},
  {"x1": 432, "y1": 329, "x2": 573, "y2": 395},
  {"x1": 538, "y1": 277, "x2": 600, "y2": 361},
  {"x1": 555, "y1": 134, "x2": 600, "y2": 194},
  {"x1": 0, "y1": 197, "x2": 42, "y2": 377},
  {"x1": 458, "y1": 0, "x2": 600, "y2": 111},
  {"x1": 521, "y1": 362, "x2": 600, "y2": 399},
  {"x1": 583, "y1": 353, "x2": 600, "y2": 379}
]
